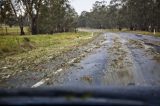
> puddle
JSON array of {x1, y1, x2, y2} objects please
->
[
  {"x1": 136, "y1": 34, "x2": 143, "y2": 37},
  {"x1": 145, "y1": 43, "x2": 160, "y2": 53},
  {"x1": 153, "y1": 55, "x2": 160, "y2": 63},
  {"x1": 80, "y1": 76, "x2": 93, "y2": 84},
  {"x1": 128, "y1": 40, "x2": 144, "y2": 49}
]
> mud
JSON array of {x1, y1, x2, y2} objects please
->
[{"x1": 44, "y1": 32, "x2": 160, "y2": 87}]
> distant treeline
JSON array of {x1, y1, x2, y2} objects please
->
[
  {"x1": 77, "y1": 0, "x2": 160, "y2": 32},
  {"x1": 0, "y1": 0, "x2": 77, "y2": 35}
]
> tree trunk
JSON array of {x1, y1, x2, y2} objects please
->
[
  {"x1": 31, "y1": 17, "x2": 38, "y2": 35},
  {"x1": 16, "y1": 16, "x2": 25, "y2": 35},
  {"x1": 20, "y1": 26, "x2": 25, "y2": 35}
]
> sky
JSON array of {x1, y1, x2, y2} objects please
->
[{"x1": 70, "y1": 0, "x2": 110, "y2": 15}]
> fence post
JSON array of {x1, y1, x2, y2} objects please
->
[
  {"x1": 5, "y1": 27, "x2": 8, "y2": 35},
  {"x1": 154, "y1": 29, "x2": 156, "y2": 35}
]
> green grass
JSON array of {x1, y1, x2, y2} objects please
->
[{"x1": 0, "y1": 32, "x2": 95, "y2": 58}]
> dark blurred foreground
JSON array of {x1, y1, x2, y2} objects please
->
[{"x1": 0, "y1": 86, "x2": 160, "y2": 106}]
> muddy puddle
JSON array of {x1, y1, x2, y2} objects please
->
[
  {"x1": 145, "y1": 43, "x2": 160, "y2": 53},
  {"x1": 119, "y1": 32, "x2": 160, "y2": 85},
  {"x1": 136, "y1": 34, "x2": 143, "y2": 37},
  {"x1": 80, "y1": 75, "x2": 93, "y2": 84},
  {"x1": 47, "y1": 39, "x2": 108, "y2": 86}
]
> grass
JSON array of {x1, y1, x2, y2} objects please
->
[{"x1": 0, "y1": 32, "x2": 95, "y2": 58}]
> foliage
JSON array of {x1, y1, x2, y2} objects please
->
[
  {"x1": 0, "y1": 0, "x2": 15, "y2": 26},
  {"x1": 1, "y1": 0, "x2": 78, "y2": 35},
  {"x1": 38, "y1": 0, "x2": 78, "y2": 34},
  {"x1": 77, "y1": 0, "x2": 160, "y2": 32}
]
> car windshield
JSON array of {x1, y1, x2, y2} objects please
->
[{"x1": 0, "y1": 0, "x2": 160, "y2": 89}]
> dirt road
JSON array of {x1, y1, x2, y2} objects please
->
[
  {"x1": 1, "y1": 32, "x2": 160, "y2": 88},
  {"x1": 43, "y1": 32, "x2": 160, "y2": 87}
]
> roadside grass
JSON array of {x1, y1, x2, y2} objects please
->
[
  {"x1": 125, "y1": 30, "x2": 160, "y2": 37},
  {"x1": 0, "y1": 32, "x2": 94, "y2": 58},
  {"x1": 102, "y1": 28, "x2": 160, "y2": 37}
]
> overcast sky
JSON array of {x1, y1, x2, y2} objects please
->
[{"x1": 70, "y1": 0, "x2": 110, "y2": 15}]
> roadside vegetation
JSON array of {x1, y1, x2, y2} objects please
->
[
  {"x1": 0, "y1": 0, "x2": 77, "y2": 35},
  {"x1": 79, "y1": 28, "x2": 160, "y2": 37},
  {"x1": 77, "y1": 0, "x2": 160, "y2": 33},
  {"x1": 107, "y1": 29, "x2": 160, "y2": 37},
  {"x1": 0, "y1": 31, "x2": 99, "y2": 80},
  {"x1": 0, "y1": 32, "x2": 95, "y2": 58},
  {"x1": 126, "y1": 31, "x2": 160, "y2": 37}
]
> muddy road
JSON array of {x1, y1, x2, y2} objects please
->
[{"x1": 1, "y1": 32, "x2": 160, "y2": 88}]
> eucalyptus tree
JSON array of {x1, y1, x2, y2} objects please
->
[
  {"x1": 0, "y1": 0, "x2": 14, "y2": 27},
  {"x1": 78, "y1": 0, "x2": 160, "y2": 32},
  {"x1": 8, "y1": 0, "x2": 27, "y2": 35},
  {"x1": 38, "y1": 0, "x2": 77, "y2": 33},
  {"x1": 20, "y1": 0, "x2": 42, "y2": 35},
  {"x1": 109, "y1": 0, "x2": 160, "y2": 31}
]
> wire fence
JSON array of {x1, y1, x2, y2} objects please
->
[{"x1": 0, "y1": 26, "x2": 30, "y2": 35}]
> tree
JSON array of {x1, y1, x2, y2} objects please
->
[
  {"x1": 8, "y1": 0, "x2": 27, "y2": 35},
  {"x1": 109, "y1": 0, "x2": 160, "y2": 31},
  {"x1": 38, "y1": 0, "x2": 77, "y2": 34},
  {"x1": 78, "y1": 1, "x2": 108, "y2": 29},
  {"x1": 0, "y1": 0, "x2": 15, "y2": 27},
  {"x1": 77, "y1": 0, "x2": 160, "y2": 32},
  {"x1": 21, "y1": 0, "x2": 42, "y2": 35},
  {"x1": 77, "y1": 11, "x2": 89, "y2": 28}
]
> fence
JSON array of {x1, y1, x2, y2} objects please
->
[{"x1": 0, "y1": 26, "x2": 29, "y2": 35}]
